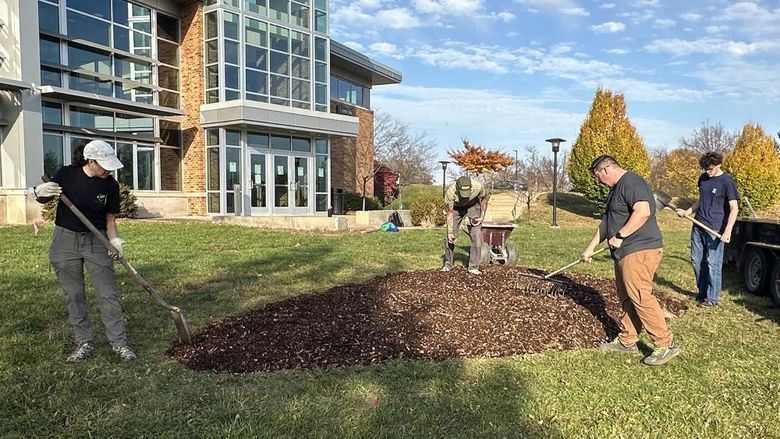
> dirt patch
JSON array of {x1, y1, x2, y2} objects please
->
[{"x1": 168, "y1": 267, "x2": 688, "y2": 373}]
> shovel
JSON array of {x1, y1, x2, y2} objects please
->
[
  {"x1": 42, "y1": 176, "x2": 194, "y2": 346},
  {"x1": 653, "y1": 190, "x2": 722, "y2": 239},
  {"x1": 517, "y1": 247, "x2": 608, "y2": 295}
]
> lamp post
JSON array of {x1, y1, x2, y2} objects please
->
[
  {"x1": 545, "y1": 138, "x2": 566, "y2": 228},
  {"x1": 513, "y1": 149, "x2": 519, "y2": 190},
  {"x1": 439, "y1": 160, "x2": 449, "y2": 198}
]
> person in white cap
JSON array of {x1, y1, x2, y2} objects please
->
[{"x1": 29, "y1": 139, "x2": 136, "y2": 362}]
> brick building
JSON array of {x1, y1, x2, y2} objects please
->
[{"x1": 0, "y1": 0, "x2": 401, "y2": 224}]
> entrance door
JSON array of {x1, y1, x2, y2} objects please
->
[
  {"x1": 247, "y1": 151, "x2": 268, "y2": 215},
  {"x1": 272, "y1": 155, "x2": 310, "y2": 214}
]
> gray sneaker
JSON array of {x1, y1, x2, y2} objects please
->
[
  {"x1": 113, "y1": 344, "x2": 137, "y2": 361},
  {"x1": 467, "y1": 268, "x2": 482, "y2": 275},
  {"x1": 66, "y1": 342, "x2": 94, "y2": 363},
  {"x1": 599, "y1": 338, "x2": 639, "y2": 353},
  {"x1": 440, "y1": 265, "x2": 452, "y2": 272},
  {"x1": 643, "y1": 341, "x2": 680, "y2": 366}
]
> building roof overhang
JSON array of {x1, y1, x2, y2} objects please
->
[
  {"x1": 38, "y1": 86, "x2": 185, "y2": 117},
  {"x1": 330, "y1": 41, "x2": 402, "y2": 86},
  {"x1": 0, "y1": 77, "x2": 34, "y2": 92},
  {"x1": 200, "y1": 100, "x2": 360, "y2": 137}
]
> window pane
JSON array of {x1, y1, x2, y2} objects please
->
[
  {"x1": 41, "y1": 68, "x2": 62, "y2": 87},
  {"x1": 314, "y1": 37, "x2": 326, "y2": 61},
  {"x1": 314, "y1": 61, "x2": 326, "y2": 83},
  {"x1": 206, "y1": 129, "x2": 219, "y2": 146},
  {"x1": 315, "y1": 139, "x2": 328, "y2": 153},
  {"x1": 247, "y1": 132, "x2": 268, "y2": 148},
  {"x1": 270, "y1": 51, "x2": 289, "y2": 75},
  {"x1": 247, "y1": 93, "x2": 268, "y2": 103},
  {"x1": 245, "y1": 18, "x2": 267, "y2": 47},
  {"x1": 316, "y1": 154, "x2": 327, "y2": 192},
  {"x1": 69, "y1": 0, "x2": 110, "y2": 20},
  {"x1": 246, "y1": 46, "x2": 268, "y2": 70},
  {"x1": 290, "y1": 3, "x2": 309, "y2": 28},
  {"x1": 206, "y1": 89, "x2": 220, "y2": 103},
  {"x1": 206, "y1": 40, "x2": 219, "y2": 64},
  {"x1": 270, "y1": 25, "x2": 289, "y2": 52},
  {"x1": 291, "y1": 57, "x2": 309, "y2": 79},
  {"x1": 160, "y1": 90, "x2": 180, "y2": 108},
  {"x1": 115, "y1": 56, "x2": 153, "y2": 83},
  {"x1": 40, "y1": 36, "x2": 61, "y2": 64},
  {"x1": 245, "y1": 0, "x2": 267, "y2": 15},
  {"x1": 224, "y1": 12, "x2": 239, "y2": 40},
  {"x1": 115, "y1": 113, "x2": 154, "y2": 134},
  {"x1": 292, "y1": 137, "x2": 310, "y2": 152},
  {"x1": 224, "y1": 40, "x2": 239, "y2": 65},
  {"x1": 112, "y1": 0, "x2": 129, "y2": 25},
  {"x1": 68, "y1": 44, "x2": 111, "y2": 75},
  {"x1": 314, "y1": 10, "x2": 327, "y2": 32},
  {"x1": 225, "y1": 147, "x2": 240, "y2": 187},
  {"x1": 160, "y1": 120, "x2": 181, "y2": 146},
  {"x1": 316, "y1": 193, "x2": 327, "y2": 212},
  {"x1": 207, "y1": 147, "x2": 220, "y2": 190},
  {"x1": 291, "y1": 31, "x2": 309, "y2": 56},
  {"x1": 114, "y1": 83, "x2": 154, "y2": 103},
  {"x1": 291, "y1": 78, "x2": 309, "y2": 101},
  {"x1": 39, "y1": 2, "x2": 59, "y2": 34},
  {"x1": 42, "y1": 102, "x2": 63, "y2": 125},
  {"x1": 315, "y1": 0, "x2": 326, "y2": 10},
  {"x1": 206, "y1": 65, "x2": 219, "y2": 89},
  {"x1": 116, "y1": 142, "x2": 134, "y2": 187},
  {"x1": 70, "y1": 106, "x2": 113, "y2": 130},
  {"x1": 43, "y1": 134, "x2": 64, "y2": 178},
  {"x1": 69, "y1": 73, "x2": 113, "y2": 96},
  {"x1": 205, "y1": 12, "x2": 218, "y2": 39},
  {"x1": 270, "y1": 74, "x2": 289, "y2": 98},
  {"x1": 246, "y1": 70, "x2": 267, "y2": 94},
  {"x1": 67, "y1": 11, "x2": 111, "y2": 46},
  {"x1": 137, "y1": 147, "x2": 155, "y2": 190},
  {"x1": 315, "y1": 83, "x2": 327, "y2": 104},
  {"x1": 158, "y1": 65, "x2": 179, "y2": 91},
  {"x1": 225, "y1": 65, "x2": 239, "y2": 89},
  {"x1": 158, "y1": 39, "x2": 179, "y2": 66},
  {"x1": 269, "y1": 0, "x2": 289, "y2": 22},
  {"x1": 226, "y1": 130, "x2": 240, "y2": 146},
  {"x1": 271, "y1": 135, "x2": 290, "y2": 150},
  {"x1": 157, "y1": 13, "x2": 180, "y2": 42},
  {"x1": 160, "y1": 147, "x2": 182, "y2": 190}
]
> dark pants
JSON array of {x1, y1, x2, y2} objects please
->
[
  {"x1": 49, "y1": 226, "x2": 128, "y2": 346},
  {"x1": 444, "y1": 203, "x2": 483, "y2": 270},
  {"x1": 690, "y1": 225, "x2": 724, "y2": 303}
]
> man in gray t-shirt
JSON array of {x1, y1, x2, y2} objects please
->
[
  {"x1": 581, "y1": 155, "x2": 679, "y2": 366},
  {"x1": 442, "y1": 176, "x2": 489, "y2": 274}
]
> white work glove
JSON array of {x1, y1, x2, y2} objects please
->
[
  {"x1": 30, "y1": 182, "x2": 62, "y2": 198},
  {"x1": 108, "y1": 238, "x2": 125, "y2": 260}
]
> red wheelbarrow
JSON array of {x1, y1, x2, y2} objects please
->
[{"x1": 479, "y1": 221, "x2": 518, "y2": 266}]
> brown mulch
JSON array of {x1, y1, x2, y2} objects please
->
[{"x1": 168, "y1": 266, "x2": 688, "y2": 373}]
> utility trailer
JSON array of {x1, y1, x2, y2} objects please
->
[{"x1": 726, "y1": 218, "x2": 780, "y2": 305}]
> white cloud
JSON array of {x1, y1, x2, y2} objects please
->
[
  {"x1": 485, "y1": 11, "x2": 517, "y2": 22},
  {"x1": 550, "y1": 43, "x2": 574, "y2": 55},
  {"x1": 342, "y1": 41, "x2": 365, "y2": 52},
  {"x1": 691, "y1": 60, "x2": 780, "y2": 102},
  {"x1": 653, "y1": 19, "x2": 676, "y2": 29},
  {"x1": 645, "y1": 38, "x2": 780, "y2": 56},
  {"x1": 591, "y1": 21, "x2": 625, "y2": 33},
  {"x1": 705, "y1": 25, "x2": 729, "y2": 34},
  {"x1": 561, "y1": 8, "x2": 589, "y2": 16},
  {"x1": 411, "y1": 0, "x2": 484, "y2": 15},
  {"x1": 375, "y1": 8, "x2": 423, "y2": 28},
  {"x1": 514, "y1": 0, "x2": 589, "y2": 15},
  {"x1": 605, "y1": 48, "x2": 630, "y2": 55},
  {"x1": 600, "y1": 3, "x2": 616, "y2": 9},
  {"x1": 680, "y1": 12, "x2": 702, "y2": 22},
  {"x1": 635, "y1": 0, "x2": 660, "y2": 7},
  {"x1": 369, "y1": 42, "x2": 404, "y2": 59}
]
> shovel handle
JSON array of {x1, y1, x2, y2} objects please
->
[
  {"x1": 682, "y1": 214, "x2": 722, "y2": 239},
  {"x1": 545, "y1": 247, "x2": 608, "y2": 279}
]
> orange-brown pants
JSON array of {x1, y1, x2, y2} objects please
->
[{"x1": 614, "y1": 248, "x2": 673, "y2": 348}]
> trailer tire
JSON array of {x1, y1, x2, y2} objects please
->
[
  {"x1": 742, "y1": 246, "x2": 770, "y2": 294},
  {"x1": 770, "y1": 260, "x2": 780, "y2": 307},
  {"x1": 503, "y1": 242, "x2": 519, "y2": 266}
]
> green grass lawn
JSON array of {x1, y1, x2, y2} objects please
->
[{"x1": 2, "y1": 197, "x2": 780, "y2": 438}]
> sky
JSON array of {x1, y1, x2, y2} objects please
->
[{"x1": 329, "y1": 0, "x2": 780, "y2": 178}]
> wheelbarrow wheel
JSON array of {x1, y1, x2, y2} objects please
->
[
  {"x1": 504, "y1": 241, "x2": 519, "y2": 266},
  {"x1": 480, "y1": 242, "x2": 492, "y2": 266}
]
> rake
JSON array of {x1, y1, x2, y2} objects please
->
[
  {"x1": 516, "y1": 247, "x2": 608, "y2": 295},
  {"x1": 653, "y1": 190, "x2": 722, "y2": 239}
]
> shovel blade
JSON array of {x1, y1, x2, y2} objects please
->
[
  {"x1": 653, "y1": 190, "x2": 673, "y2": 211},
  {"x1": 170, "y1": 308, "x2": 194, "y2": 346}
]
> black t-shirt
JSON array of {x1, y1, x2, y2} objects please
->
[
  {"x1": 52, "y1": 165, "x2": 121, "y2": 232},
  {"x1": 604, "y1": 171, "x2": 663, "y2": 261}
]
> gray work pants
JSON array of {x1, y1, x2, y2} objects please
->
[
  {"x1": 444, "y1": 203, "x2": 483, "y2": 270},
  {"x1": 49, "y1": 226, "x2": 128, "y2": 346}
]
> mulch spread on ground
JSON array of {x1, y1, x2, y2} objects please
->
[{"x1": 168, "y1": 266, "x2": 688, "y2": 373}]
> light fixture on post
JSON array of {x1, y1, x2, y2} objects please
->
[
  {"x1": 438, "y1": 160, "x2": 449, "y2": 198},
  {"x1": 545, "y1": 138, "x2": 566, "y2": 228}
]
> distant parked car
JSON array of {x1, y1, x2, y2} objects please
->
[{"x1": 492, "y1": 181, "x2": 527, "y2": 191}]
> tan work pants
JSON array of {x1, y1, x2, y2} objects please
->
[{"x1": 614, "y1": 248, "x2": 672, "y2": 348}]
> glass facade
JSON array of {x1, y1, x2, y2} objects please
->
[
  {"x1": 330, "y1": 75, "x2": 368, "y2": 108},
  {"x1": 203, "y1": 0, "x2": 329, "y2": 111},
  {"x1": 37, "y1": 0, "x2": 183, "y2": 191}
]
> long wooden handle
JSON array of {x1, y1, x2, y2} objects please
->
[
  {"x1": 545, "y1": 247, "x2": 608, "y2": 279},
  {"x1": 683, "y1": 214, "x2": 722, "y2": 239}
]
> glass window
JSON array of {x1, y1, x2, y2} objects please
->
[
  {"x1": 69, "y1": 106, "x2": 113, "y2": 130},
  {"x1": 246, "y1": 70, "x2": 267, "y2": 94},
  {"x1": 157, "y1": 13, "x2": 180, "y2": 42},
  {"x1": 291, "y1": 31, "x2": 309, "y2": 56},
  {"x1": 206, "y1": 89, "x2": 220, "y2": 103},
  {"x1": 39, "y1": 2, "x2": 60, "y2": 34},
  {"x1": 291, "y1": 78, "x2": 309, "y2": 101},
  {"x1": 116, "y1": 142, "x2": 134, "y2": 187},
  {"x1": 270, "y1": 25, "x2": 289, "y2": 52},
  {"x1": 69, "y1": 73, "x2": 113, "y2": 96},
  {"x1": 225, "y1": 89, "x2": 241, "y2": 101},
  {"x1": 207, "y1": 147, "x2": 220, "y2": 190},
  {"x1": 67, "y1": 11, "x2": 111, "y2": 46},
  {"x1": 115, "y1": 112, "x2": 153, "y2": 134},
  {"x1": 270, "y1": 51, "x2": 289, "y2": 75},
  {"x1": 315, "y1": 139, "x2": 328, "y2": 153},
  {"x1": 314, "y1": 61, "x2": 326, "y2": 83},
  {"x1": 271, "y1": 135, "x2": 290, "y2": 150},
  {"x1": 225, "y1": 130, "x2": 240, "y2": 146},
  {"x1": 315, "y1": 155, "x2": 327, "y2": 192},
  {"x1": 113, "y1": 27, "x2": 151, "y2": 56},
  {"x1": 247, "y1": 94, "x2": 268, "y2": 103},
  {"x1": 247, "y1": 132, "x2": 269, "y2": 148},
  {"x1": 224, "y1": 40, "x2": 239, "y2": 65},
  {"x1": 245, "y1": 18, "x2": 267, "y2": 47},
  {"x1": 114, "y1": 83, "x2": 154, "y2": 103},
  {"x1": 137, "y1": 147, "x2": 155, "y2": 190},
  {"x1": 42, "y1": 102, "x2": 62, "y2": 125},
  {"x1": 43, "y1": 134, "x2": 64, "y2": 178},
  {"x1": 160, "y1": 90, "x2": 180, "y2": 108},
  {"x1": 315, "y1": 83, "x2": 327, "y2": 104},
  {"x1": 206, "y1": 65, "x2": 219, "y2": 89},
  {"x1": 114, "y1": 56, "x2": 152, "y2": 83},
  {"x1": 113, "y1": 0, "x2": 129, "y2": 25},
  {"x1": 206, "y1": 129, "x2": 219, "y2": 146},
  {"x1": 269, "y1": 0, "x2": 289, "y2": 22},
  {"x1": 315, "y1": 0, "x2": 326, "y2": 10},
  {"x1": 160, "y1": 147, "x2": 182, "y2": 191},
  {"x1": 205, "y1": 12, "x2": 218, "y2": 39},
  {"x1": 68, "y1": 44, "x2": 111, "y2": 75},
  {"x1": 314, "y1": 37, "x2": 326, "y2": 61},
  {"x1": 160, "y1": 120, "x2": 181, "y2": 146},
  {"x1": 158, "y1": 39, "x2": 179, "y2": 66},
  {"x1": 225, "y1": 65, "x2": 239, "y2": 89},
  {"x1": 245, "y1": 0, "x2": 267, "y2": 15},
  {"x1": 270, "y1": 74, "x2": 289, "y2": 98},
  {"x1": 40, "y1": 36, "x2": 61, "y2": 64},
  {"x1": 290, "y1": 3, "x2": 309, "y2": 28},
  {"x1": 292, "y1": 137, "x2": 310, "y2": 152},
  {"x1": 206, "y1": 40, "x2": 219, "y2": 64},
  {"x1": 225, "y1": 147, "x2": 241, "y2": 213},
  {"x1": 291, "y1": 57, "x2": 309, "y2": 79},
  {"x1": 224, "y1": 12, "x2": 239, "y2": 40},
  {"x1": 158, "y1": 65, "x2": 179, "y2": 91},
  {"x1": 314, "y1": 10, "x2": 326, "y2": 32},
  {"x1": 69, "y1": 0, "x2": 110, "y2": 20},
  {"x1": 41, "y1": 68, "x2": 62, "y2": 87},
  {"x1": 246, "y1": 46, "x2": 268, "y2": 70}
]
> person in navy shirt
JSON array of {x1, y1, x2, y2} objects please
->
[{"x1": 676, "y1": 151, "x2": 739, "y2": 307}]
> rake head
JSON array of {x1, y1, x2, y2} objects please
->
[{"x1": 515, "y1": 272, "x2": 570, "y2": 296}]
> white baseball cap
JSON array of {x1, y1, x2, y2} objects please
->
[{"x1": 83, "y1": 140, "x2": 123, "y2": 171}]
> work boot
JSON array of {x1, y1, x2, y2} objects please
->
[
  {"x1": 440, "y1": 265, "x2": 452, "y2": 272},
  {"x1": 66, "y1": 342, "x2": 94, "y2": 363},
  {"x1": 112, "y1": 344, "x2": 137, "y2": 361},
  {"x1": 467, "y1": 268, "x2": 482, "y2": 275},
  {"x1": 643, "y1": 341, "x2": 680, "y2": 366},
  {"x1": 599, "y1": 338, "x2": 639, "y2": 353}
]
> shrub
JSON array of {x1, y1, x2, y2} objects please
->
[
  {"x1": 654, "y1": 148, "x2": 700, "y2": 198},
  {"x1": 343, "y1": 191, "x2": 382, "y2": 212},
  {"x1": 409, "y1": 194, "x2": 445, "y2": 227},
  {"x1": 41, "y1": 183, "x2": 139, "y2": 222},
  {"x1": 723, "y1": 123, "x2": 780, "y2": 210},
  {"x1": 567, "y1": 87, "x2": 650, "y2": 210}
]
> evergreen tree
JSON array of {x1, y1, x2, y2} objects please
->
[
  {"x1": 723, "y1": 123, "x2": 780, "y2": 210},
  {"x1": 567, "y1": 88, "x2": 650, "y2": 208}
]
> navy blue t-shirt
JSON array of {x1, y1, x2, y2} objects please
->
[{"x1": 694, "y1": 172, "x2": 739, "y2": 233}]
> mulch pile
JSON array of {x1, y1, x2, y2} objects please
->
[{"x1": 168, "y1": 266, "x2": 688, "y2": 373}]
